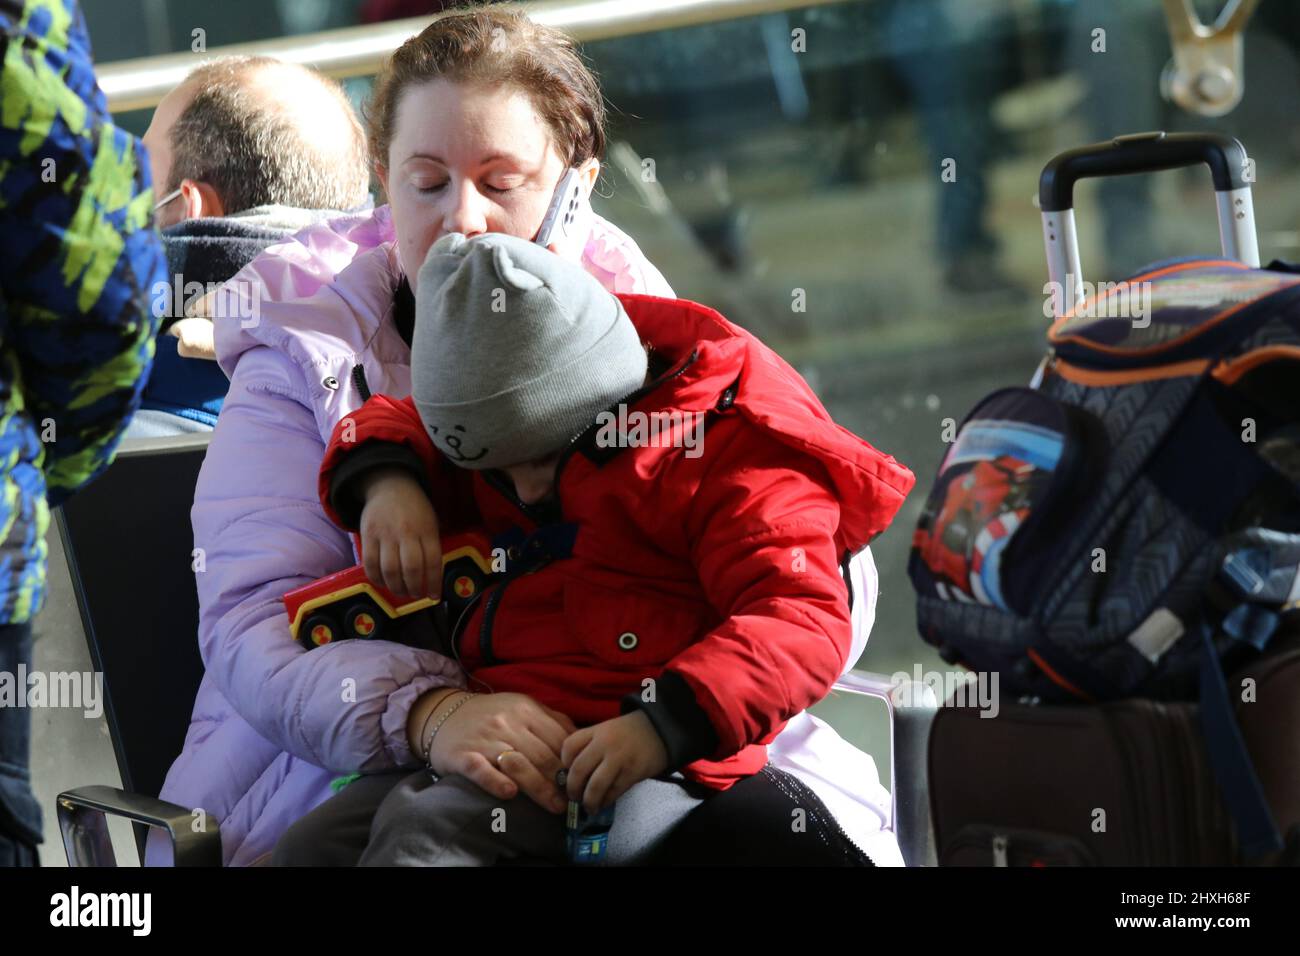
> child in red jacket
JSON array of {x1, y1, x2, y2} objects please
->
[{"x1": 313, "y1": 232, "x2": 914, "y2": 865}]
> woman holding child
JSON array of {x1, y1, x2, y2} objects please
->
[{"x1": 150, "y1": 8, "x2": 910, "y2": 867}]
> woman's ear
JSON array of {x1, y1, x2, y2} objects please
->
[
  {"x1": 576, "y1": 157, "x2": 600, "y2": 199},
  {"x1": 375, "y1": 163, "x2": 389, "y2": 197}
]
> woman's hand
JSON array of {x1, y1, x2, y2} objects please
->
[
  {"x1": 357, "y1": 467, "x2": 442, "y2": 599},
  {"x1": 418, "y1": 691, "x2": 577, "y2": 814},
  {"x1": 543, "y1": 241, "x2": 576, "y2": 263},
  {"x1": 561, "y1": 712, "x2": 670, "y2": 814}
]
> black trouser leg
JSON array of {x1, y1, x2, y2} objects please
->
[
  {"x1": 0, "y1": 621, "x2": 41, "y2": 867},
  {"x1": 650, "y1": 766, "x2": 874, "y2": 866}
]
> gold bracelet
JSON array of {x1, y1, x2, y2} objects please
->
[
  {"x1": 414, "y1": 688, "x2": 460, "y2": 754},
  {"x1": 421, "y1": 691, "x2": 477, "y2": 767},
  {"x1": 423, "y1": 686, "x2": 463, "y2": 715}
]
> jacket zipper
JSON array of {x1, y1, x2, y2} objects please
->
[
  {"x1": 473, "y1": 473, "x2": 564, "y2": 666},
  {"x1": 483, "y1": 469, "x2": 546, "y2": 524},
  {"x1": 765, "y1": 766, "x2": 878, "y2": 865},
  {"x1": 477, "y1": 580, "x2": 508, "y2": 667},
  {"x1": 551, "y1": 346, "x2": 703, "y2": 487},
  {"x1": 824, "y1": 800, "x2": 878, "y2": 866},
  {"x1": 351, "y1": 363, "x2": 372, "y2": 402}
]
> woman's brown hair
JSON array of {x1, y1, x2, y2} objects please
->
[{"x1": 366, "y1": 8, "x2": 607, "y2": 171}]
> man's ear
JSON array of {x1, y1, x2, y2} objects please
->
[{"x1": 179, "y1": 179, "x2": 225, "y2": 220}]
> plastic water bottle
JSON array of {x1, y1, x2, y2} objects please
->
[{"x1": 556, "y1": 769, "x2": 616, "y2": 864}]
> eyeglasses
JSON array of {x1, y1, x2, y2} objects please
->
[{"x1": 153, "y1": 187, "x2": 183, "y2": 212}]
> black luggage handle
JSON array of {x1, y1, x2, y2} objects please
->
[
  {"x1": 1040, "y1": 131, "x2": 1260, "y2": 318},
  {"x1": 1039, "y1": 131, "x2": 1250, "y2": 211}
]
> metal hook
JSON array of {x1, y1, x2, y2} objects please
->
[{"x1": 1160, "y1": 0, "x2": 1260, "y2": 116}]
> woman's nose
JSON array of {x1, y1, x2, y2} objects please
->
[{"x1": 442, "y1": 180, "x2": 489, "y2": 238}]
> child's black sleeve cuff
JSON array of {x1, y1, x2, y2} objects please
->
[
  {"x1": 620, "y1": 670, "x2": 719, "y2": 769},
  {"x1": 329, "y1": 441, "x2": 432, "y2": 529}
]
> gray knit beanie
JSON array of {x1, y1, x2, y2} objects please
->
[{"x1": 410, "y1": 232, "x2": 648, "y2": 470}]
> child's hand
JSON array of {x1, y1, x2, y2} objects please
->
[
  {"x1": 357, "y1": 467, "x2": 442, "y2": 599},
  {"x1": 168, "y1": 316, "x2": 216, "y2": 360},
  {"x1": 560, "y1": 711, "x2": 669, "y2": 814}
]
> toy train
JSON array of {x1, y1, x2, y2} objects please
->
[{"x1": 284, "y1": 530, "x2": 495, "y2": 650}]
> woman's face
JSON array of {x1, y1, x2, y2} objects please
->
[{"x1": 377, "y1": 78, "x2": 598, "y2": 291}]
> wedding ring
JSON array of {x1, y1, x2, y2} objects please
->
[{"x1": 496, "y1": 750, "x2": 520, "y2": 767}]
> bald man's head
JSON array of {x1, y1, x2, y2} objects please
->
[{"x1": 146, "y1": 56, "x2": 370, "y2": 224}]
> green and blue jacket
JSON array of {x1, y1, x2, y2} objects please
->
[{"x1": 0, "y1": 0, "x2": 164, "y2": 624}]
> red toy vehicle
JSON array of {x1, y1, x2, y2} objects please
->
[{"x1": 284, "y1": 530, "x2": 496, "y2": 650}]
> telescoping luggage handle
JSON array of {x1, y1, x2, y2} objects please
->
[{"x1": 1040, "y1": 131, "x2": 1260, "y2": 318}]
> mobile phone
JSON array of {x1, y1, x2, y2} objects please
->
[{"x1": 535, "y1": 168, "x2": 594, "y2": 260}]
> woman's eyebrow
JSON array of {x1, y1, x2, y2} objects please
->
[
  {"x1": 403, "y1": 152, "x2": 531, "y2": 169},
  {"x1": 479, "y1": 152, "x2": 529, "y2": 167}
]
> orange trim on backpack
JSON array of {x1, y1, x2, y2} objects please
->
[
  {"x1": 1050, "y1": 357, "x2": 1209, "y2": 386},
  {"x1": 1048, "y1": 259, "x2": 1300, "y2": 358},
  {"x1": 1054, "y1": 259, "x2": 1239, "y2": 328},
  {"x1": 1026, "y1": 649, "x2": 1094, "y2": 702},
  {"x1": 1211, "y1": 345, "x2": 1300, "y2": 386}
]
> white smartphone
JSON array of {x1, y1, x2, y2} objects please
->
[{"x1": 535, "y1": 168, "x2": 594, "y2": 260}]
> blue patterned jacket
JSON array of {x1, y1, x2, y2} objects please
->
[{"x1": 0, "y1": 0, "x2": 164, "y2": 623}]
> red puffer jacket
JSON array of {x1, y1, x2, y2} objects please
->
[{"x1": 319, "y1": 294, "x2": 914, "y2": 788}]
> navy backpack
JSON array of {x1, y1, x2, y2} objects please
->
[{"x1": 910, "y1": 134, "x2": 1300, "y2": 859}]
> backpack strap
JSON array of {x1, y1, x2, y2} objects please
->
[
  {"x1": 1198, "y1": 530, "x2": 1300, "y2": 859},
  {"x1": 1196, "y1": 619, "x2": 1282, "y2": 858}
]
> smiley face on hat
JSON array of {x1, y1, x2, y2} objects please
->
[{"x1": 426, "y1": 422, "x2": 488, "y2": 464}]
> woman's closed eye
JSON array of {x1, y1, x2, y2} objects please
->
[{"x1": 414, "y1": 180, "x2": 519, "y2": 195}]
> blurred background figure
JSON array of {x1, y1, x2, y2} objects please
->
[
  {"x1": 1065, "y1": 0, "x2": 1164, "y2": 280},
  {"x1": 881, "y1": 0, "x2": 1018, "y2": 297},
  {"x1": 128, "y1": 55, "x2": 372, "y2": 438},
  {"x1": 0, "y1": 0, "x2": 163, "y2": 865}
]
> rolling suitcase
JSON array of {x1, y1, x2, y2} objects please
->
[{"x1": 929, "y1": 638, "x2": 1300, "y2": 866}]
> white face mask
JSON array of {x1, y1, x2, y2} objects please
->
[{"x1": 153, "y1": 187, "x2": 182, "y2": 211}]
